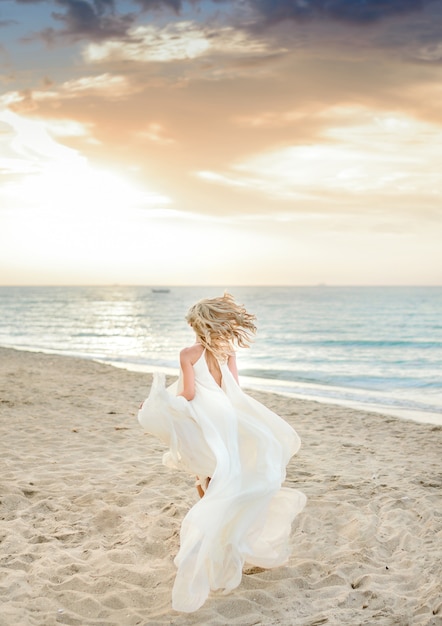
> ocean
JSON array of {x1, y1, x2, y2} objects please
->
[{"x1": 0, "y1": 285, "x2": 441, "y2": 425}]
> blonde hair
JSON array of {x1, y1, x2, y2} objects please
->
[{"x1": 186, "y1": 292, "x2": 257, "y2": 359}]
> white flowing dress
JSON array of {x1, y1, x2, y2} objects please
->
[{"x1": 138, "y1": 350, "x2": 306, "y2": 613}]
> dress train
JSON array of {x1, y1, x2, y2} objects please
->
[{"x1": 138, "y1": 351, "x2": 306, "y2": 612}]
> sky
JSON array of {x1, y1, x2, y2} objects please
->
[{"x1": 1, "y1": 0, "x2": 442, "y2": 286}]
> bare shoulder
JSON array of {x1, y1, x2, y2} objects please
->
[{"x1": 180, "y1": 344, "x2": 204, "y2": 365}]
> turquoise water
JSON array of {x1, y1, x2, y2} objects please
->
[{"x1": 0, "y1": 285, "x2": 441, "y2": 424}]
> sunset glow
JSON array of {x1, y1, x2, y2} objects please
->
[{"x1": 1, "y1": 1, "x2": 441, "y2": 285}]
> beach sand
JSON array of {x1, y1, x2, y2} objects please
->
[{"x1": 0, "y1": 346, "x2": 440, "y2": 626}]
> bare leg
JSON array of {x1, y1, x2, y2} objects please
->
[
  {"x1": 195, "y1": 476, "x2": 211, "y2": 498},
  {"x1": 195, "y1": 478, "x2": 205, "y2": 499}
]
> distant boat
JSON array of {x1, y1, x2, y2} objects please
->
[{"x1": 152, "y1": 288, "x2": 170, "y2": 293}]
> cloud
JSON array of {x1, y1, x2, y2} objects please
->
[
  {"x1": 244, "y1": 0, "x2": 433, "y2": 25},
  {"x1": 41, "y1": 72, "x2": 136, "y2": 99},
  {"x1": 136, "y1": 123, "x2": 176, "y2": 145},
  {"x1": 85, "y1": 21, "x2": 210, "y2": 62},
  {"x1": 44, "y1": 118, "x2": 96, "y2": 139},
  {"x1": 52, "y1": 0, "x2": 132, "y2": 37},
  {"x1": 196, "y1": 106, "x2": 442, "y2": 216},
  {"x1": 79, "y1": 0, "x2": 436, "y2": 25},
  {"x1": 83, "y1": 20, "x2": 279, "y2": 63},
  {"x1": 16, "y1": 0, "x2": 136, "y2": 42},
  {"x1": 91, "y1": 0, "x2": 436, "y2": 27},
  {"x1": 0, "y1": 108, "x2": 85, "y2": 188},
  {"x1": 134, "y1": 0, "x2": 182, "y2": 11},
  {"x1": 414, "y1": 41, "x2": 442, "y2": 62},
  {"x1": 9, "y1": 0, "x2": 441, "y2": 61},
  {"x1": 0, "y1": 108, "x2": 171, "y2": 215},
  {"x1": 234, "y1": 109, "x2": 312, "y2": 128},
  {"x1": 0, "y1": 20, "x2": 18, "y2": 27},
  {"x1": 0, "y1": 74, "x2": 139, "y2": 117}
]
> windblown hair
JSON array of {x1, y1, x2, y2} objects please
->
[{"x1": 186, "y1": 292, "x2": 257, "y2": 359}]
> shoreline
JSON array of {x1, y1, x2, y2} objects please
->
[
  {"x1": 101, "y1": 356, "x2": 442, "y2": 428},
  {"x1": 1, "y1": 346, "x2": 441, "y2": 625},
  {"x1": 2, "y1": 343, "x2": 440, "y2": 427}
]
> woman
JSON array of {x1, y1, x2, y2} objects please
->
[{"x1": 138, "y1": 293, "x2": 306, "y2": 613}]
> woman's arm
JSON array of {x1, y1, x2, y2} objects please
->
[
  {"x1": 178, "y1": 348, "x2": 196, "y2": 400},
  {"x1": 227, "y1": 353, "x2": 239, "y2": 384}
]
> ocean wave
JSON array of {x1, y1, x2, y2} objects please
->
[{"x1": 1, "y1": 285, "x2": 441, "y2": 423}]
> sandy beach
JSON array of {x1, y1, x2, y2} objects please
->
[{"x1": 0, "y1": 346, "x2": 440, "y2": 626}]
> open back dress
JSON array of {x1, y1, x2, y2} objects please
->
[{"x1": 138, "y1": 349, "x2": 306, "y2": 613}]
